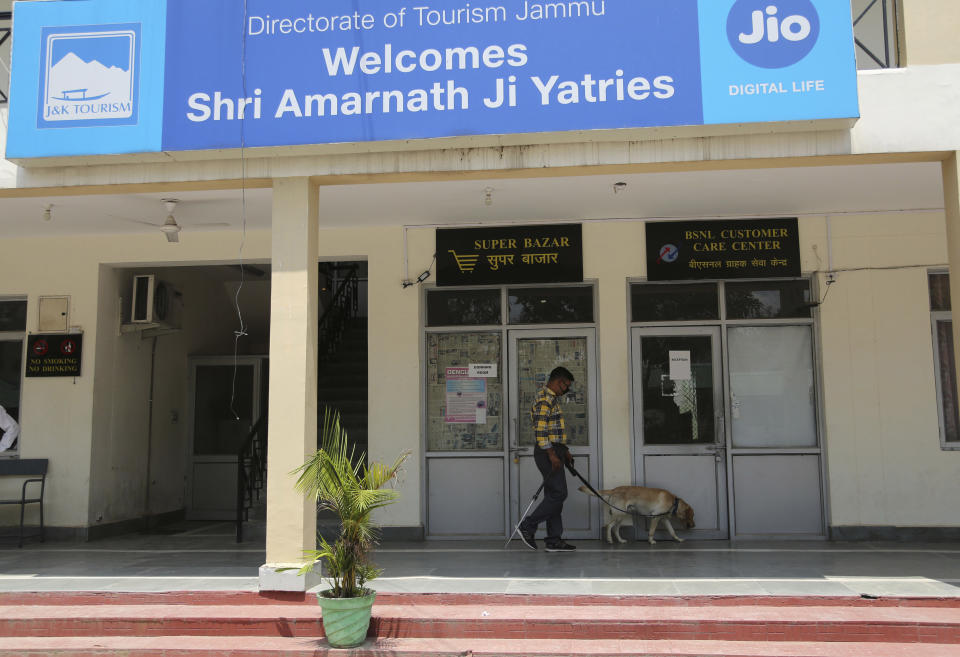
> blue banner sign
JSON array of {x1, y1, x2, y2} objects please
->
[{"x1": 6, "y1": 0, "x2": 859, "y2": 159}]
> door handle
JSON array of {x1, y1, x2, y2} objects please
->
[{"x1": 509, "y1": 445, "x2": 530, "y2": 464}]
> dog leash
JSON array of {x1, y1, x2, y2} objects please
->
[{"x1": 565, "y1": 461, "x2": 673, "y2": 519}]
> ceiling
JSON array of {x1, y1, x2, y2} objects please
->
[{"x1": 0, "y1": 162, "x2": 945, "y2": 239}]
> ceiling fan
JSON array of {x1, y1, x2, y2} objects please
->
[{"x1": 112, "y1": 198, "x2": 230, "y2": 243}]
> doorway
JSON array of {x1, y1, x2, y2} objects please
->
[
  {"x1": 423, "y1": 285, "x2": 600, "y2": 539},
  {"x1": 630, "y1": 280, "x2": 826, "y2": 539},
  {"x1": 508, "y1": 329, "x2": 600, "y2": 541},
  {"x1": 632, "y1": 327, "x2": 729, "y2": 539},
  {"x1": 186, "y1": 355, "x2": 266, "y2": 520}
]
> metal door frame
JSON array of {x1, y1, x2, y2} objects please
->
[
  {"x1": 723, "y1": 322, "x2": 827, "y2": 539},
  {"x1": 185, "y1": 355, "x2": 263, "y2": 519},
  {"x1": 631, "y1": 325, "x2": 729, "y2": 540},
  {"x1": 420, "y1": 282, "x2": 600, "y2": 539},
  {"x1": 627, "y1": 277, "x2": 828, "y2": 540},
  {"x1": 421, "y1": 328, "x2": 510, "y2": 539},
  {"x1": 507, "y1": 327, "x2": 601, "y2": 541}
]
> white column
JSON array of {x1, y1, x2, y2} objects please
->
[
  {"x1": 259, "y1": 177, "x2": 320, "y2": 591},
  {"x1": 942, "y1": 153, "x2": 960, "y2": 403}
]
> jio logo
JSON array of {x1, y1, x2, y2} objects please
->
[{"x1": 727, "y1": 1, "x2": 820, "y2": 69}]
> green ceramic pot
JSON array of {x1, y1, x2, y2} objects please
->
[{"x1": 316, "y1": 589, "x2": 376, "y2": 648}]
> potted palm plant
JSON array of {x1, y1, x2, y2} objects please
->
[{"x1": 290, "y1": 408, "x2": 408, "y2": 648}]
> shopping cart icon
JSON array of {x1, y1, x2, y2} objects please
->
[{"x1": 448, "y1": 250, "x2": 481, "y2": 273}]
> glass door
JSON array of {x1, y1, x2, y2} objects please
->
[
  {"x1": 726, "y1": 325, "x2": 824, "y2": 536},
  {"x1": 508, "y1": 329, "x2": 600, "y2": 541},
  {"x1": 187, "y1": 356, "x2": 263, "y2": 520},
  {"x1": 423, "y1": 332, "x2": 506, "y2": 538},
  {"x1": 632, "y1": 326, "x2": 729, "y2": 539}
]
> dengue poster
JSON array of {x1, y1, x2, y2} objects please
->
[{"x1": 445, "y1": 367, "x2": 487, "y2": 424}]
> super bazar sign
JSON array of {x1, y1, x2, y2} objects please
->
[{"x1": 6, "y1": 0, "x2": 859, "y2": 158}]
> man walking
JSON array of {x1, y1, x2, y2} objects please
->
[{"x1": 518, "y1": 366, "x2": 576, "y2": 552}]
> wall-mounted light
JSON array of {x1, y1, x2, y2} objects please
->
[
  {"x1": 483, "y1": 186, "x2": 494, "y2": 206},
  {"x1": 43, "y1": 204, "x2": 53, "y2": 221},
  {"x1": 613, "y1": 182, "x2": 627, "y2": 194}
]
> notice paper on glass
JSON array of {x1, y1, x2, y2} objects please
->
[
  {"x1": 445, "y1": 368, "x2": 487, "y2": 424},
  {"x1": 669, "y1": 351, "x2": 692, "y2": 381},
  {"x1": 469, "y1": 363, "x2": 497, "y2": 378}
]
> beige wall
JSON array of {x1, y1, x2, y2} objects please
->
[
  {"x1": 583, "y1": 221, "x2": 643, "y2": 488},
  {"x1": 815, "y1": 211, "x2": 960, "y2": 526},
  {"x1": 899, "y1": 0, "x2": 960, "y2": 66},
  {"x1": 90, "y1": 267, "x2": 158, "y2": 526}
]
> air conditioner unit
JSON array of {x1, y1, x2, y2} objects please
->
[{"x1": 130, "y1": 275, "x2": 183, "y2": 326}]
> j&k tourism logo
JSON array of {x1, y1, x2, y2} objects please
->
[{"x1": 38, "y1": 23, "x2": 141, "y2": 128}]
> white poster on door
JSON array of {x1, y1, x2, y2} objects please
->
[{"x1": 669, "y1": 350, "x2": 692, "y2": 380}]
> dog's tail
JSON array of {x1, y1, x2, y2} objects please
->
[{"x1": 578, "y1": 485, "x2": 612, "y2": 498}]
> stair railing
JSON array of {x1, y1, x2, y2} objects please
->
[
  {"x1": 236, "y1": 414, "x2": 268, "y2": 543},
  {"x1": 318, "y1": 265, "x2": 360, "y2": 365}
]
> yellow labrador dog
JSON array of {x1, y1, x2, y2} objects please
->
[{"x1": 579, "y1": 485, "x2": 695, "y2": 545}]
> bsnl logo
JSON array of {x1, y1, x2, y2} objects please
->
[{"x1": 727, "y1": 0, "x2": 820, "y2": 69}]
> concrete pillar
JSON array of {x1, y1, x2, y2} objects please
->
[
  {"x1": 259, "y1": 177, "x2": 320, "y2": 591},
  {"x1": 899, "y1": 0, "x2": 960, "y2": 66},
  {"x1": 942, "y1": 153, "x2": 960, "y2": 401}
]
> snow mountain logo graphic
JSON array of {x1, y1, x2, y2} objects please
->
[{"x1": 38, "y1": 24, "x2": 141, "y2": 128}]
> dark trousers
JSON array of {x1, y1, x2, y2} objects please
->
[{"x1": 520, "y1": 445, "x2": 568, "y2": 545}]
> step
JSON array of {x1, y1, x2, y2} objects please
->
[
  {"x1": 1, "y1": 636, "x2": 958, "y2": 657},
  {"x1": 5, "y1": 592, "x2": 958, "y2": 608},
  {"x1": 2, "y1": 602, "x2": 958, "y2": 642}
]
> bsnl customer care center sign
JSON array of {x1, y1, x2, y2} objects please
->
[
  {"x1": 646, "y1": 218, "x2": 801, "y2": 280},
  {"x1": 6, "y1": 0, "x2": 859, "y2": 158}
]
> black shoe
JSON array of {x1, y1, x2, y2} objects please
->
[
  {"x1": 518, "y1": 528, "x2": 537, "y2": 551},
  {"x1": 545, "y1": 541, "x2": 576, "y2": 553}
]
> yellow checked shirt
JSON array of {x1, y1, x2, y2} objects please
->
[{"x1": 531, "y1": 386, "x2": 567, "y2": 449}]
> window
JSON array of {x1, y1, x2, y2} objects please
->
[
  {"x1": 852, "y1": 0, "x2": 899, "y2": 70},
  {"x1": 0, "y1": 299, "x2": 26, "y2": 456},
  {"x1": 424, "y1": 332, "x2": 502, "y2": 451},
  {"x1": 930, "y1": 273, "x2": 959, "y2": 448},
  {"x1": 725, "y1": 280, "x2": 812, "y2": 319},
  {"x1": 426, "y1": 289, "x2": 500, "y2": 326},
  {"x1": 631, "y1": 283, "x2": 719, "y2": 322},
  {"x1": 508, "y1": 286, "x2": 593, "y2": 324},
  {"x1": 629, "y1": 280, "x2": 812, "y2": 322}
]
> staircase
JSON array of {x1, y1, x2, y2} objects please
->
[
  {"x1": 317, "y1": 316, "x2": 368, "y2": 462},
  {"x1": 235, "y1": 415, "x2": 267, "y2": 543},
  {"x1": 3, "y1": 592, "x2": 959, "y2": 656}
]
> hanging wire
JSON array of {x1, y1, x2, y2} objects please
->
[{"x1": 229, "y1": 0, "x2": 251, "y2": 421}]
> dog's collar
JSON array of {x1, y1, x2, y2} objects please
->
[{"x1": 670, "y1": 497, "x2": 680, "y2": 516}]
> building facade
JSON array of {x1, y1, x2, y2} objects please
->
[{"x1": 0, "y1": 0, "x2": 959, "y2": 590}]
